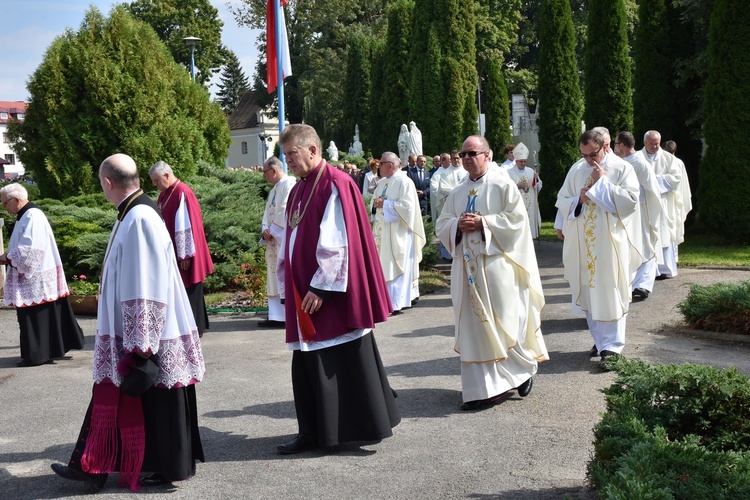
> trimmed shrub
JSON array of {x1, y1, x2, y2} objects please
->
[
  {"x1": 590, "y1": 358, "x2": 750, "y2": 497},
  {"x1": 677, "y1": 281, "x2": 750, "y2": 334}
]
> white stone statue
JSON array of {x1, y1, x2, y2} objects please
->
[
  {"x1": 397, "y1": 124, "x2": 409, "y2": 164},
  {"x1": 327, "y1": 140, "x2": 339, "y2": 161},
  {"x1": 348, "y1": 124, "x2": 363, "y2": 157},
  {"x1": 407, "y1": 121, "x2": 423, "y2": 157}
]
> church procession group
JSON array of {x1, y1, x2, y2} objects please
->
[{"x1": 0, "y1": 118, "x2": 690, "y2": 490}]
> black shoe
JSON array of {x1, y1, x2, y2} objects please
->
[
  {"x1": 516, "y1": 377, "x2": 533, "y2": 397},
  {"x1": 390, "y1": 309, "x2": 403, "y2": 316},
  {"x1": 411, "y1": 297, "x2": 420, "y2": 306},
  {"x1": 50, "y1": 463, "x2": 107, "y2": 489},
  {"x1": 460, "y1": 391, "x2": 509, "y2": 411},
  {"x1": 588, "y1": 345, "x2": 598, "y2": 357},
  {"x1": 632, "y1": 288, "x2": 650, "y2": 300},
  {"x1": 140, "y1": 473, "x2": 171, "y2": 487},
  {"x1": 655, "y1": 274, "x2": 672, "y2": 281},
  {"x1": 599, "y1": 350, "x2": 622, "y2": 371},
  {"x1": 258, "y1": 319, "x2": 285, "y2": 328},
  {"x1": 17, "y1": 359, "x2": 55, "y2": 367},
  {"x1": 277, "y1": 434, "x2": 318, "y2": 455}
]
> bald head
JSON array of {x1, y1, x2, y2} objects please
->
[
  {"x1": 99, "y1": 153, "x2": 141, "y2": 205},
  {"x1": 100, "y1": 154, "x2": 140, "y2": 189}
]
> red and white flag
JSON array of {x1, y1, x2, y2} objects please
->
[{"x1": 266, "y1": 0, "x2": 292, "y2": 94}]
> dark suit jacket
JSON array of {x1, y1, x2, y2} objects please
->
[{"x1": 403, "y1": 166, "x2": 431, "y2": 216}]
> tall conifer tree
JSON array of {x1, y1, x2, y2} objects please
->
[
  {"x1": 485, "y1": 59, "x2": 512, "y2": 153},
  {"x1": 583, "y1": 0, "x2": 632, "y2": 135},
  {"x1": 408, "y1": 0, "x2": 443, "y2": 155},
  {"x1": 343, "y1": 32, "x2": 373, "y2": 151},
  {"x1": 699, "y1": 0, "x2": 750, "y2": 242},
  {"x1": 379, "y1": 0, "x2": 414, "y2": 156},
  {"x1": 216, "y1": 51, "x2": 249, "y2": 115},
  {"x1": 537, "y1": 0, "x2": 583, "y2": 218},
  {"x1": 632, "y1": 0, "x2": 678, "y2": 144}
]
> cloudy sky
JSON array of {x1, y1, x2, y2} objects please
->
[{"x1": 1, "y1": 0, "x2": 261, "y2": 102}]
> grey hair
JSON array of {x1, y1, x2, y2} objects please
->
[
  {"x1": 381, "y1": 151, "x2": 401, "y2": 168},
  {"x1": 279, "y1": 123, "x2": 322, "y2": 153},
  {"x1": 644, "y1": 130, "x2": 661, "y2": 142},
  {"x1": 592, "y1": 126, "x2": 611, "y2": 142},
  {"x1": 0, "y1": 183, "x2": 28, "y2": 201},
  {"x1": 264, "y1": 156, "x2": 284, "y2": 171},
  {"x1": 149, "y1": 160, "x2": 174, "y2": 177}
]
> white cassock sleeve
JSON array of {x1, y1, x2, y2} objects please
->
[
  {"x1": 310, "y1": 185, "x2": 348, "y2": 292},
  {"x1": 174, "y1": 193, "x2": 196, "y2": 260},
  {"x1": 585, "y1": 176, "x2": 618, "y2": 213}
]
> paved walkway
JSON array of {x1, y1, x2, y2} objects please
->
[{"x1": 1, "y1": 240, "x2": 748, "y2": 499}]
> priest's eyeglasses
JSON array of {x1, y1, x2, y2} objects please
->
[
  {"x1": 458, "y1": 150, "x2": 486, "y2": 159},
  {"x1": 1, "y1": 197, "x2": 16, "y2": 207},
  {"x1": 581, "y1": 147, "x2": 603, "y2": 159}
]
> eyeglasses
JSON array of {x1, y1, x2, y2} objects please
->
[
  {"x1": 1, "y1": 197, "x2": 16, "y2": 207},
  {"x1": 379, "y1": 161, "x2": 393, "y2": 166},
  {"x1": 262, "y1": 168, "x2": 273, "y2": 173},
  {"x1": 581, "y1": 147, "x2": 603, "y2": 159},
  {"x1": 458, "y1": 150, "x2": 486, "y2": 159}
]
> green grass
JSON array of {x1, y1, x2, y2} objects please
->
[
  {"x1": 540, "y1": 222, "x2": 750, "y2": 267},
  {"x1": 419, "y1": 269, "x2": 450, "y2": 294}
]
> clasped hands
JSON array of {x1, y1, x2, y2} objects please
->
[
  {"x1": 373, "y1": 197, "x2": 385, "y2": 209},
  {"x1": 458, "y1": 213, "x2": 483, "y2": 233}
]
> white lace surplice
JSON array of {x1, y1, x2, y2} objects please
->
[
  {"x1": 94, "y1": 204, "x2": 205, "y2": 389},
  {"x1": 4, "y1": 207, "x2": 69, "y2": 307}
]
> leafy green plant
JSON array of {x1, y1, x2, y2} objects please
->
[
  {"x1": 678, "y1": 281, "x2": 750, "y2": 334},
  {"x1": 68, "y1": 274, "x2": 99, "y2": 296},
  {"x1": 589, "y1": 358, "x2": 750, "y2": 497}
]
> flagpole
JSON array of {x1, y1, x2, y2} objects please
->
[{"x1": 274, "y1": 0, "x2": 287, "y2": 172}]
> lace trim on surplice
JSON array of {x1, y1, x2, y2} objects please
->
[{"x1": 175, "y1": 228, "x2": 196, "y2": 260}]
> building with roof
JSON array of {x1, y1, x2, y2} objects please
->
[
  {"x1": 227, "y1": 90, "x2": 286, "y2": 169},
  {"x1": 0, "y1": 101, "x2": 27, "y2": 179}
]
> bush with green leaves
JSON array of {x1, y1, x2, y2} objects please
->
[
  {"x1": 589, "y1": 357, "x2": 750, "y2": 497},
  {"x1": 678, "y1": 281, "x2": 750, "y2": 335}
]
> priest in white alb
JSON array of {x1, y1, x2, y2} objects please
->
[
  {"x1": 436, "y1": 135, "x2": 548, "y2": 411},
  {"x1": 615, "y1": 131, "x2": 663, "y2": 300},
  {"x1": 506, "y1": 142, "x2": 542, "y2": 238},
  {"x1": 371, "y1": 152, "x2": 426, "y2": 314},
  {"x1": 641, "y1": 130, "x2": 684, "y2": 279},
  {"x1": 430, "y1": 152, "x2": 465, "y2": 260},
  {"x1": 259, "y1": 155, "x2": 296, "y2": 327},
  {"x1": 556, "y1": 130, "x2": 642, "y2": 370}
]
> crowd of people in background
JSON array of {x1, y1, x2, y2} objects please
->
[{"x1": 0, "y1": 121, "x2": 692, "y2": 491}]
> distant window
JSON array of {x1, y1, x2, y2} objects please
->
[
  {"x1": 0, "y1": 112, "x2": 7, "y2": 119},
  {"x1": 16, "y1": 113, "x2": 24, "y2": 120},
  {"x1": 5, "y1": 154, "x2": 15, "y2": 165},
  {"x1": 2, "y1": 133, "x2": 8, "y2": 144},
  {"x1": 241, "y1": 141, "x2": 248, "y2": 155}
]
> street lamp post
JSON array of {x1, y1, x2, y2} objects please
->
[{"x1": 182, "y1": 36, "x2": 201, "y2": 81}]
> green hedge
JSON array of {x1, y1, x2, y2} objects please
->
[
  {"x1": 590, "y1": 358, "x2": 750, "y2": 497},
  {"x1": 678, "y1": 281, "x2": 750, "y2": 335}
]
